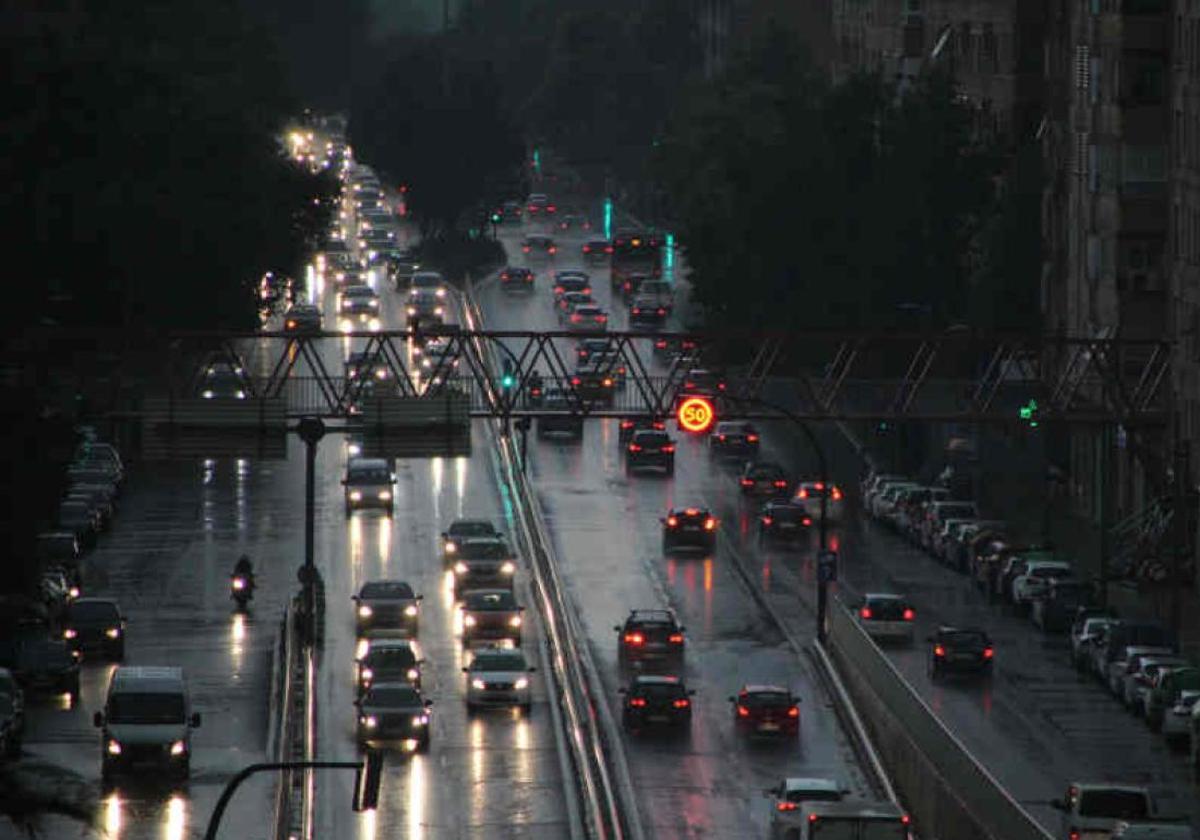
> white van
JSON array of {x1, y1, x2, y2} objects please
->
[{"x1": 94, "y1": 666, "x2": 200, "y2": 782}]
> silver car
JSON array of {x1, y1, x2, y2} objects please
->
[{"x1": 463, "y1": 648, "x2": 536, "y2": 713}]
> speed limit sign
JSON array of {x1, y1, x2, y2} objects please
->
[{"x1": 676, "y1": 396, "x2": 716, "y2": 434}]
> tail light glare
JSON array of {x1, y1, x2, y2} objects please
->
[
  {"x1": 787, "y1": 706, "x2": 800, "y2": 718},
  {"x1": 624, "y1": 632, "x2": 645, "y2": 645},
  {"x1": 797, "y1": 488, "x2": 808, "y2": 498},
  {"x1": 629, "y1": 697, "x2": 647, "y2": 707},
  {"x1": 554, "y1": 286, "x2": 564, "y2": 294},
  {"x1": 628, "y1": 444, "x2": 643, "y2": 452},
  {"x1": 773, "y1": 480, "x2": 788, "y2": 488},
  {"x1": 666, "y1": 516, "x2": 678, "y2": 527},
  {"x1": 831, "y1": 486, "x2": 843, "y2": 500},
  {"x1": 704, "y1": 517, "x2": 716, "y2": 531},
  {"x1": 983, "y1": 647, "x2": 994, "y2": 659},
  {"x1": 662, "y1": 444, "x2": 675, "y2": 453},
  {"x1": 570, "y1": 376, "x2": 581, "y2": 386},
  {"x1": 570, "y1": 314, "x2": 581, "y2": 323},
  {"x1": 522, "y1": 246, "x2": 531, "y2": 253},
  {"x1": 605, "y1": 246, "x2": 613, "y2": 253},
  {"x1": 762, "y1": 516, "x2": 774, "y2": 526},
  {"x1": 740, "y1": 478, "x2": 754, "y2": 486},
  {"x1": 718, "y1": 434, "x2": 727, "y2": 441},
  {"x1": 596, "y1": 314, "x2": 607, "y2": 323},
  {"x1": 583, "y1": 245, "x2": 591, "y2": 253},
  {"x1": 620, "y1": 420, "x2": 634, "y2": 430},
  {"x1": 631, "y1": 308, "x2": 640, "y2": 315},
  {"x1": 548, "y1": 247, "x2": 557, "y2": 254},
  {"x1": 860, "y1": 607, "x2": 873, "y2": 619},
  {"x1": 747, "y1": 434, "x2": 760, "y2": 442},
  {"x1": 777, "y1": 801, "x2": 798, "y2": 812},
  {"x1": 903, "y1": 608, "x2": 915, "y2": 621},
  {"x1": 672, "y1": 698, "x2": 690, "y2": 709},
  {"x1": 668, "y1": 633, "x2": 684, "y2": 643},
  {"x1": 736, "y1": 705, "x2": 750, "y2": 717},
  {"x1": 933, "y1": 644, "x2": 946, "y2": 657}
]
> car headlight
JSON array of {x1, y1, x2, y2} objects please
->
[
  {"x1": 361, "y1": 715, "x2": 377, "y2": 728},
  {"x1": 361, "y1": 667, "x2": 374, "y2": 681},
  {"x1": 434, "y1": 307, "x2": 444, "y2": 316},
  {"x1": 435, "y1": 288, "x2": 446, "y2": 298},
  {"x1": 358, "y1": 605, "x2": 373, "y2": 618},
  {"x1": 509, "y1": 615, "x2": 523, "y2": 627},
  {"x1": 404, "y1": 604, "x2": 418, "y2": 617},
  {"x1": 463, "y1": 615, "x2": 477, "y2": 627},
  {"x1": 445, "y1": 541, "x2": 457, "y2": 554},
  {"x1": 235, "y1": 390, "x2": 246, "y2": 400},
  {"x1": 413, "y1": 714, "x2": 428, "y2": 726},
  {"x1": 348, "y1": 443, "x2": 362, "y2": 456},
  {"x1": 170, "y1": 740, "x2": 187, "y2": 756},
  {"x1": 500, "y1": 561, "x2": 516, "y2": 575},
  {"x1": 407, "y1": 307, "x2": 416, "y2": 316},
  {"x1": 471, "y1": 678, "x2": 486, "y2": 690},
  {"x1": 350, "y1": 491, "x2": 363, "y2": 501},
  {"x1": 454, "y1": 561, "x2": 468, "y2": 574},
  {"x1": 406, "y1": 668, "x2": 419, "y2": 681},
  {"x1": 202, "y1": 390, "x2": 214, "y2": 399},
  {"x1": 107, "y1": 739, "x2": 122, "y2": 755},
  {"x1": 63, "y1": 628, "x2": 77, "y2": 639},
  {"x1": 68, "y1": 586, "x2": 80, "y2": 599},
  {"x1": 105, "y1": 628, "x2": 121, "y2": 639},
  {"x1": 515, "y1": 677, "x2": 529, "y2": 690},
  {"x1": 378, "y1": 490, "x2": 391, "y2": 500}
]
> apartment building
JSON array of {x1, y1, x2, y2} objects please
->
[{"x1": 697, "y1": 0, "x2": 833, "y2": 78}]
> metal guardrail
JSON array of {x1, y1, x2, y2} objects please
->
[
  {"x1": 271, "y1": 599, "x2": 309, "y2": 840},
  {"x1": 826, "y1": 597, "x2": 1053, "y2": 840},
  {"x1": 463, "y1": 290, "x2": 643, "y2": 840}
]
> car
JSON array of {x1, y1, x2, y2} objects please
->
[
  {"x1": 855, "y1": 594, "x2": 916, "y2": 644},
  {"x1": 498, "y1": 200, "x2": 523, "y2": 223},
  {"x1": 567, "y1": 304, "x2": 608, "y2": 333},
  {"x1": 441, "y1": 519, "x2": 502, "y2": 564},
  {"x1": 385, "y1": 250, "x2": 421, "y2": 287},
  {"x1": 355, "y1": 683, "x2": 432, "y2": 751},
  {"x1": 36, "y1": 532, "x2": 81, "y2": 569},
  {"x1": 730, "y1": 685, "x2": 801, "y2": 737},
  {"x1": 521, "y1": 233, "x2": 557, "y2": 258},
  {"x1": 536, "y1": 388, "x2": 584, "y2": 439},
  {"x1": 556, "y1": 212, "x2": 590, "y2": 232},
  {"x1": 930, "y1": 518, "x2": 977, "y2": 563},
  {"x1": 13, "y1": 639, "x2": 81, "y2": 697},
  {"x1": 57, "y1": 500, "x2": 99, "y2": 549},
  {"x1": 406, "y1": 288, "x2": 446, "y2": 329},
  {"x1": 617, "y1": 270, "x2": 649, "y2": 299},
  {"x1": 460, "y1": 589, "x2": 525, "y2": 646},
  {"x1": 356, "y1": 639, "x2": 423, "y2": 696},
  {"x1": 576, "y1": 338, "x2": 612, "y2": 365},
  {"x1": 345, "y1": 350, "x2": 390, "y2": 383},
  {"x1": 629, "y1": 295, "x2": 669, "y2": 328},
  {"x1": 499, "y1": 266, "x2": 535, "y2": 292},
  {"x1": 922, "y1": 501, "x2": 980, "y2": 550},
  {"x1": 792, "y1": 481, "x2": 845, "y2": 521},
  {"x1": 1110, "y1": 822, "x2": 1197, "y2": 840},
  {"x1": 758, "y1": 500, "x2": 814, "y2": 543},
  {"x1": 1012, "y1": 560, "x2": 1075, "y2": 606},
  {"x1": 1145, "y1": 666, "x2": 1200, "y2": 730},
  {"x1": 871, "y1": 481, "x2": 921, "y2": 520},
  {"x1": 40, "y1": 566, "x2": 80, "y2": 614},
  {"x1": 525, "y1": 193, "x2": 556, "y2": 216},
  {"x1": 739, "y1": 462, "x2": 790, "y2": 498},
  {"x1": 680, "y1": 368, "x2": 726, "y2": 398},
  {"x1": 638, "y1": 279, "x2": 674, "y2": 311},
  {"x1": 552, "y1": 271, "x2": 591, "y2": 300},
  {"x1": 709, "y1": 421, "x2": 761, "y2": 459},
  {"x1": 1050, "y1": 784, "x2": 1154, "y2": 840},
  {"x1": 1124, "y1": 655, "x2": 1190, "y2": 712},
  {"x1": 343, "y1": 458, "x2": 395, "y2": 515},
  {"x1": 450, "y1": 538, "x2": 517, "y2": 596},
  {"x1": 418, "y1": 338, "x2": 461, "y2": 383},
  {"x1": 927, "y1": 626, "x2": 993, "y2": 679},
  {"x1": 353, "y1": 580, "x2": 422, "y2": 638},
  {"x1": 197, "y1": 365, "x2": 249, "y2": 400},
  {"x1": 557, "y1": 290, "x2": 595, "y2": 321},
  {"x1": 587, "y1": 351, "x2": 628, "y2": 389},
  {"x1": 1097, "y1": 622, "x2": 1178, "y2": 692},
  {"x1": 63, "y1": 489, "x2": 111, "y2": 532},
  {"x1": 63, "y1": 598, "x2": 126, "y2": 660},
  {"x1": 618, "y1": 416, "x2": 666, "y2": 444},
  {"x1": 1108, "y1": 644, "x2": 1178, "y2": 698},
  {"x1": 661, "y1": 507, "x2": 717, "y2": 554},
  {"x1": 95, "y1": 666, "x2": 201, "y2": 782},
  {"x1": 1161, "y1": 690, "x2": 1200, "y2": 746},
  {"x1": 463, "y1": 647, "x2": 536, "y2": 713},
  {"x1": 620, "y1": 675, "x2": 694, "y2": 733},
  {"x1": 1031, "y1": 579, "x2": 1096, "y2": 633},
  {"x1": 338, "y1": 285, "x2": 381, "y2": 331},
  {"x1": 1072, "y1": 614, "x2": 1118, "y2": 672},
  {"x1": 653, "y1": 335, "x2": 699, "y2": 363},
  {"x1": 625, "y1": 430, "x2": 676, "y2": 475},
  {"x1": 570, "y1": 363, "x2": 617, "y2": 405},
  {"x1": 765, "y1": 778, "x2": 846, "y2": 839},
  {"x1": 283, "y1": 303, "x2": 322, "y2": 334},
  {"x1": 614, "y1": 609, "x2": 685, "y2": 668},
  {"x1": 582, "y1": 238, "x2": 613, "y2": 260}
]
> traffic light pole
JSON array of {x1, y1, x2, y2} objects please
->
[{"x1": 296, "y1": 418, "x2": 326, "y2": 643}]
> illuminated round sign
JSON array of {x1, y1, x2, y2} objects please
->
[{"x1": 677, "y1": 396, "x2": 715, "y2": 433}]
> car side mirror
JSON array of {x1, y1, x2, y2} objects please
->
[
  {"x1": 416, "y1": 594, "x2": 424, "y2": 601},
  {"x1": 461, "y1": 667, "x2": 469, "y2": 673},
  {"x1": 341, "y1": 479, "x2": 348, "y2": 485},
  {"x1": 440, "y1": 532, "x2": 448, "y2": 540},
  {"x1": 93, "y1": 711, "x2": 104, "y2": 727},
  {"x1": 424, "y1": 699, "x2": 433, "y2": 707},
  {"x1": 528, "y1": 666, "x2": 537, "y2": 672},
  {"x1": 613, "y1": 626, "x2": 621, "y2": 633},
  {"x1": 190, "y1": 712, "x2": 201, "y2": 728},
  {"x1": 727, "y1": 695, "x2": 736, "y2": 703}
]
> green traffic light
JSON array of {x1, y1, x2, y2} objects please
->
[{"x1": 501, "y1": 375, "x2": 515, "y2": 389}]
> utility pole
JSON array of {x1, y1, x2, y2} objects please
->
[{"x1": 296, "y1": 417, "x2": 325, "y2": 643}]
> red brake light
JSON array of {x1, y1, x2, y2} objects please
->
[
  {"x1": 831, "y1": 486, "x2": 844, "y2": 501},
  {"x1": 629, "y1": 697, "x2": 647, "y2": 707},
  {"x1": 570, "y1": 376, "x2": 581, "y2": 386},
  {"x1": 605, "y1": 246, "x2": 613, "y2": 253},
  {"x1": 802, "y1": 517, "x2": 812, "y2": 526},
  {"x1": 747, "y1": 434, "x2": 760, "y2": 442},
  {"x1": 583, "y1": 245, "x2": 591, "y2": 253},
  {"x1": 522, "y1": 246, "x2": 530, "y2": 253},
  {"x1": 983, "y1": 647, "x2": 994, "y2": 659},
  {"x1": 933, "y1": 644, "x2": 946, "y2": 657},
  {"x1": 620, "y1": 420, "x2": 634, "y2": 429},
  {"x1": 718, "y1": 434, "x2": 726, "y2": 441},
  {"x1": 624, "y1": 632, "x2": 644, "y2": 645},
  {"x1": 797, "y1": 488, "x2": 808, "y2": 498},
  {"x1": 554, "y1": 285, "x2": 564, "y2": 294},
  {"x1": 740, "y1": 478, "x2": 754, "y2": 486},
  {"x1": 773, "y1": 480, "x2": 788, "y2": 488},
  {"x1": 704, "y1": 517, "x2": 716, "y2": 531},
  {"x1": 603, "y1": 378, "x2": 613, "y2": 387},
  {"x1": 549, "y1": 246, "x2": 557, "y2": 254},
  {"x1": 666, "y1": 516, "x2": 678, "y2": 527},
  {"x1": 628, "y1": 443, "x2": 642, "y2": 452},
  {"x1": 903, "y1": 608, "x2": 915, "y2": 621},
  {"x1": 668, "y1": 633, "x2": 684, "y2": 643},
  {"x1": 657, "y1": 308, "x2": 666, "y2": 315},
  {"x1": 860, "y1": 607, "x2": 873, "y2": 619},
  {"x1": 662, "y1": 444, "x2": 675, "y2": 453},
  {"x1": 570, "y1": 314, "x2": 581, "y2": 323},
  {"x1": 762, "y1": 516, "x2": 774, "y2": 526},
  {"x1": 777, "y1": 801, "x2": 798, "y2": 812},
  {"x1": 547, "y1": 205, "x2": 556, "y2": 212},
  {"x1": 596, "y1": 314, "x2": 607, "y2": 323},
  {"x1": 672, "y1": 698, "x2": 690, "y2": 709},
  {"x1": 736, "y1": 705, "x2": 750, "y2": 717},
  {"x1": 1069, "y1": 831, "x2": 1080, "y2": 840},
  {"x1": 655, "y1": 339, "x2": 667, "y2": 349},
  {"x1": 787, "y1": 706, "x2": 799, "y2": 718},
  {"x1": 631, "y1": 308, "x2": 640, "y2": 315}
]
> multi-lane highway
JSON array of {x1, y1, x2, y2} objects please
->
[{"x1": 474, "y1": 221, "x2": 877, "y2": 839}]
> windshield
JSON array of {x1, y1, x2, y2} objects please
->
[
  {"x1": 637, "y1": 683, "x2": 686, "y2": 701},
  {"x1": 785, "y1": 789, "x2": 843, "y2": 804},
  {"x1": 943, "y1": 631, "x2": 987, "y2": 647},
  {"x1": 108, "y1": 692, "x2": 185, "y2": 725},
  {"x1": 359, "y1": 582, "x2": 414, "y2": 600},
  {"x1": 363, "y1": 687, "x2": 420, "y2": 707},
  {"x1": 67, "y1": 602, "x2": 119, "y2": 623},
  {"x1": 471, "y1": 653, "x2": 526, "y2": 671},
  {"x1": 349, "y1": 468, "x2": 391, "y2": 483},
  {"x1": 1078, "y1": 790, "x2": 1150, "y2": 819},
  {"x1": 742, "y1": 692, "x2": 792, "y2": 707},
  {"x1": 450, "y1": 522, "x2": 496, "y2": 538},
  {"x1": 460, "y1": 542, "x2": 509, "y2": 560},
  {"x1": 466, "y1": 592, "x2": 517, "y2": 610},
  {"x1": 364, "y1": 648, "x2": 416, "y2": 668}
]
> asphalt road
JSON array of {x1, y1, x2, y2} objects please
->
[{"x1": 473, "y1": 220, "x2": 876, "y2": 840}]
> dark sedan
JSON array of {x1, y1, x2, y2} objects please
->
[
  {"x1": 730, "y1": 685, "x2": 800, "y2": 737},
  {"x1": 661, "y1": 507, "x2": 717, "y2": 554},
  {"x1": 62, "y1": 598, "x2": 125, "y2": 660},
  {"x1": 758, "y1": 501, "x2": 813, "y2": 542},
  {"x1": 620, "y1": 675, "x2": 694, "y2": 733},
  {"x1": 928, "y1": 626, "x2": 994, "y2": 679},
  {"x1": 353, "y1": 580, "x2": 422, "y2": 637}
]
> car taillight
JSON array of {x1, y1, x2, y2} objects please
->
[
  {"x1": 554, "y1": 286, "x2": 564, "y2": 294},
  {"x1": 787, "y1": 706, "x2": 799, "y2": 718},
  {"x1": 549, "y1": 246, "x2": 557, "y2": 254},
  {"x1": 802, "y1": 517, "x2": 813, "y2": 526},
  {"x1": 628, "y1": 444, "x2": 642, "y2": 452},
  {"x1": 777, "y1": 802, "x2": 798, "y2": 812},
  {"x1": 666, "y1": 516, "x2": 678, "y2": 527},
  {"x1": 571, "y1": 314, "x2": 581, "y2": 323},
  {"x1": 603, "y1": 378, "x2": 613, "y2": 387},
  {"x1": 570, "y1": 376, "x2": 581, "y2": 386},
  {"x1": 983, "y1": 647, "x2": 994, "y2": 659},
  {"x1": 522, "y1": 246, "x2": 531, "y2": 253},
  {"x1": 631, "y1": 308, "x2": 640, "y2": 314},
  {"x1": 773, "y1": 480, "x2": 788, "y2": 488},
  {"x1": 718, "y1": 434, "x2": 727, "y2": 441},
  {"x1": 629, "y1": 697, "x2": 647, "y2": 707},
  {"x1": 668, "y1": 633, "x2": 684, "y2": 643},
  {"x1": 1069, "y1": 830, "x2": 1080, "y2": 840},
  {"x1": 797, "y1": 488, "x2": 808, "y2": 498},
  {"x1": 596, "y1": 314, "x2": 607, "y2": 322},
  {"x1": 620, "y1": 420, "x2": 634, "y2": 429},
  {"x1": 831, "y1": 486, "x2": 843, "y2": 501},
  {"x1": 747, "y1": 434, "x2": 759, "y2": 442},
  {"x1": 655, "y1": 339, "x2": 667, "y2": 349},
  {"x1": 547, "y1": 205, "x2": 556, "y2": 212},
  {"x1": 903, "y1": 608, "x2": 915, "y2": 621},
  {"x1": 704, "y1": 517, "x2": 716, "y2": 530},
  {"x1": 605, "y1": 246, "x2": 613, "y2": 253},
  {"x1": 736, "y1": 705, "x2": 750, "y2": 717},
  {"x1": 624, "y1": 633, "x2": 645, "y2": 645},
  {"x1": 672, "y1": 698, "x2": 690, "y2": 709},
  {"x1": 653, "y1": 421, "x2": 665, "y2": 430},
  {"x1": 860, "y1": 607, "x2": 873, "y2": 619},
  {"x1": 762, "y1": 516, "x2": 774, "y2": 526},
  {"x1": 583, "y1": 245, "x2": 591, "y2": 253},
  {"x1": 740, "y1": 478, "x2": 754, "y2": 486},
  {"x1": 662, "y1": 444, "x2": 675, "y2": 453},
  {"x1": 933, "y1": 644, "x2": 946, "y2": 657}
]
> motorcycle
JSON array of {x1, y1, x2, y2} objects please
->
[{"x1": 230, "y1": 574, "x2": 254, "y2": 609}]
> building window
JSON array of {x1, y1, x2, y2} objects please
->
[{"x1": 1121, "y1": 145, "x2": 1168, "y2": 190}]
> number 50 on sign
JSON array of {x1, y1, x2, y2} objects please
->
[{"x1": 677, "y1": 396, "x2": 715, "y2": 434}]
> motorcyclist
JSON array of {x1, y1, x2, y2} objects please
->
[{"x1": 232, "y1": 555, "x2": 255, "y2": 590}]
